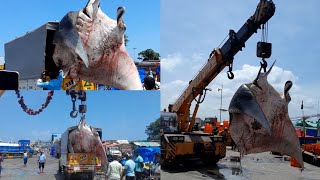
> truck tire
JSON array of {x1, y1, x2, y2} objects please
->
[
  {"x1": 64, "y1": 173, "x2": 72, "y2": 180},
  {"x1": 58, "y1": 162, "x2": 62, "y2": 173},
  {"x1": 202, "y1": 156, "x2": 220, "y2": 165},
  {"x1": 87, "y1": 172, "x2": 95, "y2": 180}
]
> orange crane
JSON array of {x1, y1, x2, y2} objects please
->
[{"x1": 161, "y1": 0, "x2": 275, "y2": 165}]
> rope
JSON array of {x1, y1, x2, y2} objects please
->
[{"x1": 15, "y1": 90, "x2": 54, "y2": 115}]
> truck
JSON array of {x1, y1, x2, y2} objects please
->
[
  {"x1": 58, "y1": 126, "x2": 103, "y2": 180},
  {"x1": 106, "y1": 145, "x2": 122, "y2": 162},
  {"x1": 4, "y1": 22, "x2": 97, "y2": 90},
  {"x1": 161, "y1": 0, "x2": 275, "y2": 165},
  {"x1": 0, "y1": 140, "x2": 34, "y2": 158}
]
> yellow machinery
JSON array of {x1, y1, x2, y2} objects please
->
[
  {"x1": 64, "y1": 153, "x2": 101, "y2": 179},
  {"x1": 161, "y1": 0, "x2": 275, "y2": 165}
]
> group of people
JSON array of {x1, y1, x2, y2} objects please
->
[
  {"x1": 106, "y1": 151, "x2": 145, "y2": 180},
  {"x1": 23, "y1": 150, "x2": 47, "y2": 173},
  {"x1": 0, "y1": 150, "x2": 46, "y2": 176}
]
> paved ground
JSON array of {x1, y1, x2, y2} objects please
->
[
  {"x1": 161, "y1": 147, "x2": 320, "y2": 180},
  {"x1": 0, "y1": 153, "x2": 107, "y2": 180}
]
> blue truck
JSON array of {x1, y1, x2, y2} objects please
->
[{"x1": 0, "y1": 140, "x2": 34, "y2": 158}]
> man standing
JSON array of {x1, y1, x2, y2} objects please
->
[
  {"x1": 121, "y1": 153, "x2": 135, "y2": 180},
  {"x1": 106, "y1": 155, "x2": 122, "y2": 180},
  {"x1": 134, "y1": 151, "x2": 144, "y2": 180},
  {"x1": 221, "y1": 127, "x2": 228, "y2": 142},
  {"x1": 38, "y1": 151, "x2": 46, "y2": 174},
  {"x1": 23, "y1": 150, "x2": 28, "y2": 166},
  {"x1": 0, "y1": 154, "x2": 3, "y2": 176}
]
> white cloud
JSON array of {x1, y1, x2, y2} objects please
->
[
  {"x1": 31, "y1": 130, "x2": 51, "y2": 140},
  {"x1": 161, "y1": 53, "x2": 182, "y2": 72},
  {"x1": 162, "y1": 53, "x2": 320, "y2": 122}
]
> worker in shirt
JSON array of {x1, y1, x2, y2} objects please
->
[
  {"x1": 106, "y1": 155, "x2": 122, "y2": 180},
  {"x1": 221, "y1": 127, "x2": 228, "y2": 142},
  {"x1": 38, "y1": 151, "x2": 46, "y2": 174},
  {"x1": 121, "y1": 153, "x2": 135, "y2": 180},
  {"x1": 134, "y1": 151, "x2": 144, "y2": 180},
  {"x1": 23, "y1": 150, "x2": 28, "y2": 166},
  {"x1": 37, "y1": 70, "x2": 63, "y2": 90}
]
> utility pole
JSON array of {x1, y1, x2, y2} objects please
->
[
  {"x1": 133, "y1": 47, "x2": 137, "y2": 61},
  {"x1": 218, "y1": 84, "x2": 223, "y2": 122},
  {"x1": 301, "y1": 100, "x2": 305, "y2": 144}
]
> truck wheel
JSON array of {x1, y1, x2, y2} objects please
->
[
  {"x1": 87, "y1": 172, "x2": 95, "y2": 180},
  {"x1": 64, "y1": 174, "x2": 72, "y2": 180},
  {"x1": 202, "y1": 156, "x2": 220, "y2": 165},
  {"x1": 58, "y1": 162, "x2": 62, "y2": 173}
]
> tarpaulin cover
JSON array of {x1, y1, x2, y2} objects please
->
[
  {"x1": 138, "y1": 69, "x2": 146, "y2": 83},
  {"x1": 136, "y1": 147, "x2": 160, "y2": 163},
  {"x1": 156, "y1": 66, "x2": 160, "y2": 75},
  {"x1": 50, "y1": 144, "x2": 56, "y2": 156}
]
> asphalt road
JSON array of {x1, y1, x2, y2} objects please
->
[
  {"x1": 161, "y1": 147, "x2": 320, "y2": 180},
  {"x1": 0, "y1": 153, "x2": 107, "y2": 180}
]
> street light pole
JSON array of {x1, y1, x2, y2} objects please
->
[
  {"x1": 218, "y1": 84, "x2": 223, "y2": 122},
  {"x1": 133, "y1": 47, "x2": 137, "y2": 61}
]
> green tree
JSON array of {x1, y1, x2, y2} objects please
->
[
  {"x1": 124, "y1": 34, "x2": 129, "y2": 46},
  {"x1": 138, "y1": 49, "x2": 160, "y2": 61},
  {"x1": 145, "y1": 118, "x2": 160, "y2": 141}
]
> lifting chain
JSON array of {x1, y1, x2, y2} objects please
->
[{"x1": 15, "y1": 90, "x2": 54, "y2": 115}]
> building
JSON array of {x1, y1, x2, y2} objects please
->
[{"x1": 135, "y1": 60, "x2": 160, "y2": 82}]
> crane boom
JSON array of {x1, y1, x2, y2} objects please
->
[{"x1": 168, "y1": 0, "x2": 275, "y2": 132}]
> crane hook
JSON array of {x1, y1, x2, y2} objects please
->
[
  {"x1": 70, "y1": 99, "x2": 78, "y2": 118},
  {"x1": 227, "y1": 61, "x2": 235, "y2": 79},
  {"x1": 227, "y1": 71, "x2": 234, "y2": 79}
]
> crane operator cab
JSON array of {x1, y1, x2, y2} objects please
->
[{"x1": 160, "y1": 112, "x2": 178, "y2": 134}]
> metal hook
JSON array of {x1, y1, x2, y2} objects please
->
[
  {"x1": 227, "y1": 71, "x2": 234, "y2": 79},
  {"x1": 260, "y1": 58, "x2": 268, "y2": 72},
  {"x1": 227, "y1": 61, "x2": 234, "y2": 79},
  {"x1": 70, "y1": 110, "x2": 78, "y2": 118},
  {"x1": 70, "y1": 99, "x2": 78, "y2": 118}
]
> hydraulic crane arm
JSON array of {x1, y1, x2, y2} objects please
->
[{"x1": 168, "y1": 0, "x2": 275, "y2": 132}]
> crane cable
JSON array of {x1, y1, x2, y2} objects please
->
[{"x1": 15, "y1": 90, "x2": 54, "y2": 115}]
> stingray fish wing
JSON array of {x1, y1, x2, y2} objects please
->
[
  {"x1": 90, "y1": 128, "x2": 108, "y2": 169},
  {"x1": 53, "y1": 12, "x2": 89, "y2": 68},
  {"x1": 229, "y1": 84, "x2": 272, "y2": 135},
  {"x1": 274, "y1": 117, "x2": 304, "y2": 169}
]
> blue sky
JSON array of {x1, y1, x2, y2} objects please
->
[
  {"x1": 0, "y1": 0, "x2": 160, "y2": 63},
  {"x1": 0, "y1": 90, "x2": 160, "y2": 142},
  {"x1": 161, "y1": 0, "x2": 320, "y2": 121}
]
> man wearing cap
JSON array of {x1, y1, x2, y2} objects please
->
[
  {"x1": 106, "y1": 155, "x2": 122, "y2": 180},
  {"x1": 38, "y1": 150, "x2": 46, "y2": 174}
]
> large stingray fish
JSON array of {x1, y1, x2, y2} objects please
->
[
  {"x1": 53, "y1": 0, "x2": 142, "y2": 90},
  {"x1": 68, "y1": 116, "x2": 107, "y2": 169},
  {"x1": 229, "y1": 61, "x2": 303, "y2": 169}
]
